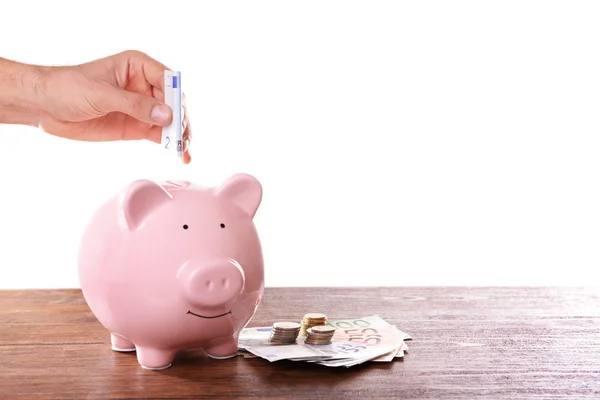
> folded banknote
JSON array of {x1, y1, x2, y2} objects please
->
[{"x1": 238, "y1": 315, "x2": 411, "y2": 368}]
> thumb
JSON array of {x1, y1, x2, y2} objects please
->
[{"x1": 105, "y1": 89, "x2": 173, "y2": 126}]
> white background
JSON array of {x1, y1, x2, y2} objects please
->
[{"x1": 1, "y1": 1, "x2": 599, "y2": 289}]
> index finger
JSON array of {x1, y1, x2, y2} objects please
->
[{"x1": 125, "y1": 50, "x2": 171, "y2": 91}]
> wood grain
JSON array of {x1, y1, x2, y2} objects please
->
[{"x1": 1, "y1": 287, "x2": 600, "y2": 399}]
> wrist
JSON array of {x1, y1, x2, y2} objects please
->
[{"x1": 0, "y1": 58, "x2": 49, "y2": 127}]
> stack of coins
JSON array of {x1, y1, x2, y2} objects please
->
[
  {"x1": 299, "y1": 313, "x2": 328, "y2": 336},
  {"x1": 304, "y1": 325, "x2": 336, "y2": 345},
  {"x1": 269, "y1": 321, "x2": 301, "y2": 344}
]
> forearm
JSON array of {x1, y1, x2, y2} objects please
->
[{"x1": 0, "y1": 58, "x2": 48, "y2": 126}]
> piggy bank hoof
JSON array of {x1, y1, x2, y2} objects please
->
[
  {"x1": 205, "y1": 337, "x2": 239, "y2": 359},
  {"x1": 135, "y1": 347, "x2": 177, "y2": 370},
  {"x1": 207, "y1": 353, "x2": 237, "y2": 360},
  {"x1": 110, "y1": 333, "x2": 136, "y2": 352},
  {"x1": 111, "y1": 346, "x2": 136, "y2": 352},
  {"x1": 141, "y1": 363, "x2": 172, "y2": 371}
]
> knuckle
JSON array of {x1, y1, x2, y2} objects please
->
[
  {"x1": 124, "y1": 49, "x2": 141, "y2": 57},
  {"x1": 121, "y1": 49, "x2": 147, "y2": 61}
]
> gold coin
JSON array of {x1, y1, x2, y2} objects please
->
[
  {"x1": 304, "y1": 325, "x2": 334, "y2": 345},
  {"x1": 303, "y1": 313, "x2": 327, "y2": 319},
  {"x1": 309, "y1": 325, "x2": 336, "y2": 334},
  {"x1": 299, "y1": 313, "x2": 328, "y2": 336}
]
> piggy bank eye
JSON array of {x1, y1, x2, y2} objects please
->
[
  {"x1": 220, "y1": 223, "x2": 225, "y2": 228},
  {"x1": 183, "y1": 225, "x2": 189, "y2": 230}
]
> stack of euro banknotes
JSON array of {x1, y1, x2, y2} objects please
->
[{"x1": 237, "y1": 315, "x2": 411, "y2": 368}]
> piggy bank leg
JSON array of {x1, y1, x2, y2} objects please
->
[
  {"x1": 135, "y1": 347, "x2": 177, "y2": 370},
  {"x1": 205, "y1": 335, "x2": 238, "y2": 359},
  {"x1": 110, "y1": 333, "x2": 136, "y2": 352}
]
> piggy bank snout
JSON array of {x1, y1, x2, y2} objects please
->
[{"x1": 180, "y1": 260, "x2": 245, "y2": 308}]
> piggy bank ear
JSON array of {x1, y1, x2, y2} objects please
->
[
  {"x1": 118, "y1": 179, "x2": 172, "y2": 231},
  {"x1": 215, "y1": 173, "x2": 262, "y2": 218}
]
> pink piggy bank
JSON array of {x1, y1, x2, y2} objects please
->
[{"x1": 77, "y1": 173, "x2": 264, "y2": 370}]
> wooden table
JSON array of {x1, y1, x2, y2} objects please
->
[{"x1": 1, "y1": 287, "x2": 600, "y2": 399}]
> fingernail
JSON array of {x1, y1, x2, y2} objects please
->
[
  {"x1": 151, "y1": 104, "x2": 171, "y2": 123},
  {"x1": 183, "y1": 138, "x2": 191, "y2": 152}
]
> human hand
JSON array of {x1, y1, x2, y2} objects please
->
[{"x1": 35, "y1": 50, "x2": 192, "y2": 163}]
